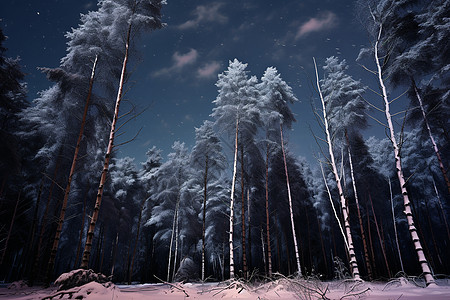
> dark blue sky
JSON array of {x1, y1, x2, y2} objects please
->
[{"x1": 1, "y1": 0, "x2": 372, "y2": 164}]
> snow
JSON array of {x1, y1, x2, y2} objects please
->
[{"x1": 1, "y1": 278, "x2": 450, "y2": 299}]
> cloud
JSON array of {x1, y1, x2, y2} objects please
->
[
  {"x1": 173, "y1": 49, "x2": 198, "y2": 68},
  {"x1": 295, "y1": 11, "x2": 337, "y2": 39},
  {"x1": 152, "y1": 49, "x2": 198, "y2": 77},
  {"x1": 197, "y1": 61, "x2": 221, "y2": 79},
  {"x1": 178, "y1": 3, "x2": 228, "y2": 30}
]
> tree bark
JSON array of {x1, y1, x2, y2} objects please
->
[
  {"x1": 264, "y1": 143, "x2": 273, "y2": 277},
  {"x1": 167, "y1": 193, "x2": 180, "y2": 282},
  {"x1": 228, "y1": 114, "x2": 239, "y2": 280},
  {"x1": 201, "y1": 155, "x2": 208, "y2": 281},
  {"x1": 240, "y1": 143, "x2": 247, "y2": 279},
  {"x1": 345, "y1": 131, "x2": 372, "y2": 279},
  {"x1": 0, "y1": 190, "x2": 21, "y2": 265},
  {"x1": 280, "y1": 123, "x2": 302, "y2": 276},
  {"x1": 373, "y1": 22, "x2": 434, "y2": 285},
  {"x1": 47, "y1": 55, "x2": 98, "y2": 279},
  {"x1": 369, "y1": 194, "x2": 391, "y2": 278},
  {"x1": 74, "y1": 191, "x2": 88, "y2": 269},
  {"x1": 129, "y1": 198, "x2": 146, "y2": 284},
  {"x1": 110, "y1": 233, "x2": 119, "y2": 277},
  {"x1": 314, "y1": 58, "x2": 360, "y2": 280},
  {"x1": 80, "y1": 24, "x2": 131, "y2": 269},
  {"x1": 172, "y1": 205, "x2": 180, "y2": 281}
]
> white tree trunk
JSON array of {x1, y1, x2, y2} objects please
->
[
  {"x1": 229, "y1": 115, "x2": 239, "y2": 279},
  {"x1": 314, "y1": 58, "x2": 360, "y2": 280},
  {"x1": 320, "y1": 162, "x2": 349, "y2": 250},
  {"x1": 346, "y1": 138, "x2": 372, "y2": 279},
  {"x1": 373, "y1": 23, "x2": 434, "y2": 286},
  {"x1": 280, "y1": 123, "x2": 302, "y2": 276}
]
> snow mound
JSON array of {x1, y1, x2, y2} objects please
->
[
  {"x1": 7, "y1": 280, "x2": 29, "y2": 289},
  {"x1": 42, "y1": 281, "x2": 121, "y2": 300},
  {"x1": 54, "y1": 269, "x2": 110, "y2": 291}
]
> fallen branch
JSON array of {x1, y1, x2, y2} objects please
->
[
  {"x1": 339, "y1": 287, "x2": 371, "y2": 299},
  {"x1": 154, "y1": 275, "x2": 190, "y2": 297}
]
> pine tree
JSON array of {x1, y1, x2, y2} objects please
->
[
  {"x1": 211, "y1": 59, "x2": 260, "y2": 279},
  {"x1": 258, "y1": 67, "x2": 298, "y2": 276},
  {"x1": 191, "y1": 120, "x2": 226, "y2": 281}
]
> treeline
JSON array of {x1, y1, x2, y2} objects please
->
[{"x1": 0, "y1": 0, "x2": 449, "y2": 286}]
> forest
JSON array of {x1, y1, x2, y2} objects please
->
[{"x1": 0, "y1": 0, "x2": 449, "y2": 292}]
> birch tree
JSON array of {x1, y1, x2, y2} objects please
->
[
  {"x1": 357, "y1": 0, "x2": 435, "y2": 285},
  {"x1": 211, "y1": 59, "x2": 260, "y2": 279},
  {"x1": 80, "y1": 0, "x2": 165, "y2": 269},
  {"x1": 313, "y1": 58, "x2": 361, "y2": 280}
]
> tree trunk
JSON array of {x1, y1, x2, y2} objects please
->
[
  {"x1": 31, "y1": 152, "x2": 62, "y2": 283},
  {"x1": 412, "y1": 80, "x2": 449, "y2": 194},
  {"x1": 314, "y1": 58, "x2": 360, "y2": 280},
  {"x1": 264, "y1": 142, "x2": 273, "y2": 277},
  {"x1": 389, "y1": 178, "x2": 404, "y2": 273},
  {"x1": 424, "y1": 194, "x2": 443, "y2": 269},
  {"x1": 240, "y1": 143, "x2": 247, "y2": 279},
  {"x1": 373, "y1": 23, "x2": 434, "y2": 285},
  {"x1": 366, "y1": 202, "x2": 377, "y2": 277},
  {"x1": 228, "y1": 114, "x2": 239, "y2": 280},
  {"x1": 345, "y1": 131, "x2": 372, "y2": 279},
  {"x1": 110, "y1": 233, "x2": 119, "y2": 277},
  {"x1": 431, "y1": 176, "x2": 450, "y2": 243},
  {"x1": 167, "y1": 193, "x2": 180, "y2": 282},
  {"x1": 260, "y1": 227, "x2": 267, "y2": 276},
  {"x1": 315, "y1": 210, "x2": 328, "y2": 275},
  {"x1": 0, "y1": 190, "x2": 21, "y2": 265},
  {"x1": 201, "y1": 155, "x2": 208, "y2": 281},
  {"x1": 172, "y1": 206, "x2": 180, "y2": 281},
  {"x1": 74, "y1": 191, "x2": 88, "y2": 269},
  {"x1": 320, "y1": 162, "x2": 348, "y2": 252},
  {"x1": 22, "y1": 177, "x2": 44, "y2": 279},
  {"x1": 129, "y1": 198, "x2": 146, "y2": 284},
  {"x1": 80, "y1": 24, "x2": 131, "y2": 269},
  {"x1": 47, "y1": 55, "x2": 98, "y2": 280},
  {"x1": 280, "y1": 123, "x2": 302, "y2": 276},
  {"x1": 247, "y1": 188, "x2": 252, "y2": 276},
  {"x1": 368, "y1": 194, "x2": 391, "y2": 278}
]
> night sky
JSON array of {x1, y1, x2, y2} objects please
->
[{"x1": 0, "y1": 0, "x2": 372, "y2": 164}]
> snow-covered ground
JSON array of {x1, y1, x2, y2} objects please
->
[{"x1": 1, "y1": 278, "x2": 450, "y2": 299}]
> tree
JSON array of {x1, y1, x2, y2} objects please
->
[
  {"x1": 211, "y1": 59, "x2": 260, "y2": 279},
  {"x1": 379, "y1": 0, "x2": 450, "y2": 193},
  {"x1": 258, "y1": 67, "x2": 298, "y2": 276},
  {"x1": 357, "y1": 0, "x2": 435, "y2": 285},
  {"x1": 0, "y1": 27, "x2": 27, "y2": 189},
  {"x1": 80, "y1": 0, "x2": 166, "y2": 269},
  {"x1": 190, "y1": 120, "x2": 226, "y2": 281},
  {"x1": 146, "y1": 141, "x2": 191, "y2": 282},
  {"x1": 46, "y1": 55, "x2": 98, "y2": 281},
  {"x1": 313, "y1": 58, "x2": 361, "y2": 280}
]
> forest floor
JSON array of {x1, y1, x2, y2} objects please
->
[{"x1": 1, "y1": 277, "x2": 450, "y2": 299}]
